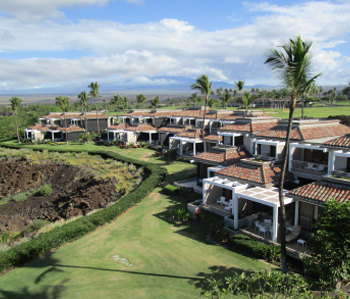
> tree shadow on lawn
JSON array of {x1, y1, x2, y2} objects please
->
[
  {"x1": 0, "y1": 253, "x2": 69, "y2": 299},
  {"x1": 0, "y1": 282, "x2": 68, "y2": 299},
  {"x1": 188, "y1": 265, "x2": 254, "y2": 296}
]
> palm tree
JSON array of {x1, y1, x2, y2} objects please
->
[
  {"x1": 190, "y1": 74, "x2": 213, "y2": 153},
  {"x1": 111, "y1": 94, "x2": 123, "y2": 115},
  {"x1": 136, "y1": 94, "x2": 146, "y2": 109},
  {"x1": 9, "y1": 96, "x2": 22, "y2": 143},
  {"x1": 55, "y1": 96, "x2": 70, "y2": 145},
  {"x1": 88, "y1": 82, "x2": 101, "y2": 135},
  {"x1": 241, "y1": 91, "x2": 252, "y2": 116},
  {"x1": 235, "y1": 80, "x2": 245, "y2": 96},
  {"x1": 259, "y1": 89, "x2": 268, "y2": 112},
  {"x1": 265, "y1": 36, "x2": 321, "y2": 274},
  {"x1": 216, "y1": 88, "x2": 233, "y2": 109},
  {"x1": 78, "y1": 91, "x2": 89, "y2": 135},
  {"x1": 150, "y1": 96, "x2": 160, "y2": 109}
]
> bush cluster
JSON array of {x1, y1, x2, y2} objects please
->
[
  {"x1": 228, "y1": 234, "x2": 278, "y2": 260},
  {"x1": 0, "y1": 145, "x2": 167, "y2": 272},
  {"x1": 169, "y1": 208, "x2": 190, "y2": 221},
  {"x1": 37, "y1": 184, "x2": 52, "y2": 196}
]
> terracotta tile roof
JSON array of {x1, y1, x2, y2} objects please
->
[
  {"x1": 220, "y1": 123, "x2": 252, "y2": 132},
  {"x1": 220, "y1": 121, "x2": 277, "y2": 133},
  {"x1": 143, "y1": 111, "x2": 174, "y2": 117},
  {"x1": 158, "y1": 126, "x2": 185, "y2": 133},
  {"x1": 288, "y1": 181, "x2": 350, "y2": 203},
  {"x1": 194, "y1": 147, "x2": 252, "y2": 165},
  {"x1": 65, "y1": 125, "x2": 85, "y2": 132},
  {"x1": 257, "y1": 124, "x2": 350, "y2": 141},
  {"x1": 216, "y1": 162, "x2": 293, "y2": 186},
  {"x1": 125, "y1": 124, "x2": 157, "y2": 132},
  {"x1": 177, "y1": 129, "x2": 202, "y2": 138},
  {"x1": 204, "y1": 135, "x2": 223, "y2": 142},
  {"x1": 41, "y1": 112, "x2": 108, "y2": 119},
  {"x1": 121, "y1": 111, "x2": 147, "y2": 117},
  {"x1": 172, "y1": 109, "x2": 206, "y2": 117},
  {"x1": 107, "y1": 123, "x2": 127, "y2": 130},
  {"x1": 322, "y1": 134, "x2": 350, "y2": 149},
  {"x1": 28, "y1": 125, "x2": 84, "y2": 132}
]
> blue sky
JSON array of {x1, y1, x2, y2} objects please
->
[{"x1": 0, "y1": 0, "x2": 349, "y2": 93}]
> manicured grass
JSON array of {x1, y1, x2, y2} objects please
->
[
  {"x1": 264, "y1": 105, "x2": 350, "y2": 119},
  {"x1": 0, "y1": 189, "x2": 267, "y2": 298},
  {"x1": 0, "y1": 140, "x2": 196, "y2": 182}
]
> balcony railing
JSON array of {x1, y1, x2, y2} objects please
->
[
  {"x1": 255, "y1": 154, "x2": 275, "y2": 161},
  {"x1": 291, "y1": 160, "x2": 328, "y2": 174},
  {"x1": 331, "y1": 169, "x2": 350, "y2": 178}
]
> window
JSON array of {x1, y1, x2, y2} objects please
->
[{"x1": 270, "y1": 145, "x2": 276, "y2": 158}]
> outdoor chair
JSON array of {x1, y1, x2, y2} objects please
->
[
  {"x1": 316, "y1": 164, "x2": 325, "y2": 173},
  {"x1": 259, "y1": 225, "x2": 268, "y2": 236},
  {"x1": 254, "y1": 220, "x2": 261, "y2": 231},
  {"x1": 304, "y1": 163, "x2": 315, "y2": 172},
  {"x1": 217, "y1": 197, "x2": 226, "y2": 206},
  {"x1": 285, "y1": 225, "x2": 302, "y2": 242},
  {"x1": 264, "y1": 219, "x2": 272, "y2": 226}
]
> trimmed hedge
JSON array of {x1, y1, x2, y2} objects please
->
[
  {"x1": 0, "y1": 144, "x2": 167, "y2": 272},
  {"x1": 228, "y1": 234, "x2": 270, "y2": 259}
]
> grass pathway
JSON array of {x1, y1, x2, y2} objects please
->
[{"x1": 0, "y1": 189, "x2": 267, "y2": 298}]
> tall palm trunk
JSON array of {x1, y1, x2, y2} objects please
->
[
  {"x1": 64, "y1": 112, "x2": 68, "y2": 145},
  {"x1": 14, "y1": 108, "x2": 20, "y2": 143},
  {"x1": 278, "y1": 92, "x2": 296, "y2": 274},
  {"x1": 95, "y1": 99, "x2": 100, "y2": 135},
  {"x1": 85, "y1": 107, "x2": 88, "y2": 135},
  {"x1": 202, "y1": 96, "x2": 208, "y2": 153}
]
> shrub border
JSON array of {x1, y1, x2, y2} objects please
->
[{"x1": 0, "y1": 143, "x2": 167, "y2": 272}]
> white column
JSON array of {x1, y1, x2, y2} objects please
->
[
  {"x1": 149, "y1": 132, "x2": 152, "y2": 143},
  {"x1": 52, "y1": 132, "x2": 54, "y2": 141},
  {"x1": 294, "y1": 200, "x2": 299, "y2": 225},
  {"x1": 218, "y1": 134, "x2": 221, "y2": 145},
  {"x1": 233, "y1": 194, "x2": 239, "y2": 230},
  {"x1": 107, "y1": 130, "x2": 110, "y2": 142},
  {"x1": 289, "y1": 144, "x2": 294, "y2": 173},
  {"x1": 272, "y1": 204, "x2": 278, "y2": 243},
  {"x1": 180, "y1": 140, "x2": 183, "y2": 156},
  {"x1": 202, "y1": 182, "x2": 207, "y2": 204},
  {"x1": 193, "y1": 142, "x2": 196, "y2": 156},
  {"x1": 232, "y1": 135, "x2": 235, "y2": 146},
  {"x1": 328, "y1": 151, "x2": 334, "y2": 175}
]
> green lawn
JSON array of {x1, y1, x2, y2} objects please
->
[
  {"x1": 264, "y1": 105, "x2": 350, "y2": 119},
  {"x1": 0, "y1": 189, "x2": 267, "y2": 299}
]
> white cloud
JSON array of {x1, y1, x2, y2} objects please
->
[
  {"x1": 0, "y1": 0, "x2": 140, "y2": 21},
  {"x1": 0, "y1": 1, "x2": 350, "y2": 90}
]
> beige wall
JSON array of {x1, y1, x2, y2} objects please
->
[{"x1": 204, "y1": 184, "x2": 223, "y2": 205}]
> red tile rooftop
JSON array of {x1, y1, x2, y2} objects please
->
[
  {"x1": 158, "y1": 126, "x2": 185, "y2": 133},
  {"x1": 194, "y1": 147, "x2": 252, "y2": 165},
  {"x1": 216, "y1": 162, "x2": 293, "y2": 186},
  {"x1": 323, "y1": 134, "x2": 350, "y2": 149},
  {"x1": 288, "y1": 181, "x2": 350, "y2": 203},
  {"x1": 177, "y1": 129, "x2": 202, "y2": 138},
  {"x1": 107, "y1": 123, "x2": 127, "y2": 130},
  {"x1": 220, "y1": 121, "x2": 278, "y2": 133},
  {"x1": 257, "y1": 124, "x2": 350, "y2": 141},
  {"x1": 125, "y1": 124, "x2": 157, "y2": 132},
  {"x1": 28, "y1": 125, "x2": 84, "y2": 132},
  {"x1": 41, "y1": 112, "x2": 108, "y2": 119}
]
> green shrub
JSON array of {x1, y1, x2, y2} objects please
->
[
  {"x1": 37, "y1": 184, "x2": 52, "y2": 196},
  {"x1": 0, "y1": 145, "x2": 167, "y2": 272},
  {"x1": 163, "y1": 184, "x2": 179, "y2": 195},
  {"x1": 228, "y1": 234, "x2": 270, "y2": 259},
  {"x1": 21, "y1": 219, "x2": 50, "y2": 235}
]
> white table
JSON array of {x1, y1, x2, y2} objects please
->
[{"x1": 297, "y1": 239, "x2": 307, "y2": 247}]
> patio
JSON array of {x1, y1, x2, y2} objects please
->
[{"x1": 241, "y1": 226, "x2": 311, "y2": 259}]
